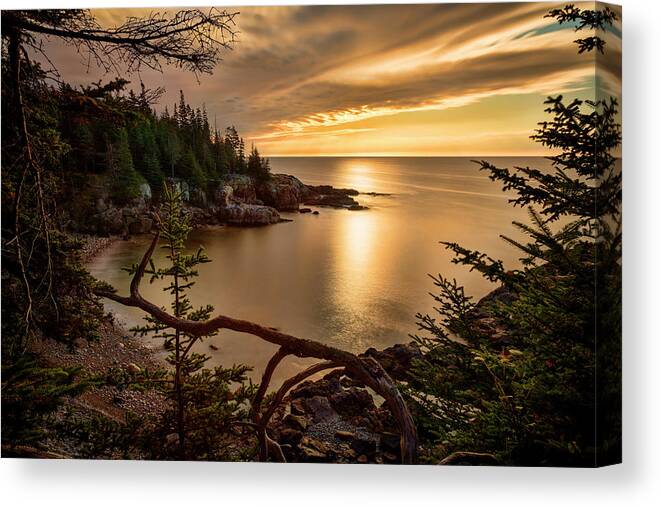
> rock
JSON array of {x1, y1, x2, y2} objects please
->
[
  {"x1": 299, "y1": 207, "x2": 312, "y2": 214},
  {"x1": 284, "y1": 413, "x2": 309, "y2": 431},
  {"x1": 383, "y1": 452, "x2": 398, "y2": 463},
  {"x1": 312, "y1": 193, "x2": 360, "y2": 208},
  {"x1": 361, "y1": 343, "x2": 422, "y2": 381},
  {"x1": 278, "y1": 428, "x2": 303, "y2": 446},
  {"x1": 307, "y1": 185, "x2": 359, "y2": 197},
  {"x1": 138, "y1": 183, "x2": 152, "y2": 201},
  {"x1": 215, "y1": 185, "x2": 235, "y2": 207},
  {"x1": 189, "y1": 187, "x2": 208, "y2": 208},
  {"x1": 335, "y1": 430, "x2": 355, "y2": 440},
  {"x1": 219, "y1": 203, "x2": 280, "y2": 226},
  {"x1": 312, "y1": 210, "x2": 319, "y2": 215},
  {"x1": 127, "y1": 363, "x2": 142, "y2": 374},
  {"x1": 209, "y1": 344, "x2": 219, "y2": 351},
  {"x1": 96, "y1": 208, "x2": 124, "y2": 234},
  {"x1": 128, "y1": 217, "x2": 153, "y2": 235},
  {"x1": 257, "y1": 174, "x2": 308, "y2": 211},
  {"x1": 165, "y1": 433, "x2": 179, "y2": 446},
  {"x1": 379, "y1": 432, "x2": 401, "y2": 455},
  {"x1": 303, "y1": 396, "x2": 339, "y2": 422},
  {"x1": 329, "y1": 387, "x2": 375, "y2": 417},
  {"x1": 337, "y1": 444, "x2": 358, "y2": 461},
  {"x1": 219, "y1": 174, "x2": 257, "y2": 203},
  {"x1": 95, "y1": 197, "x2": 108, "y2": 213},
  {"x1": 349, "y1": 434, "x2": 377, "y2": 457},
  {"x1": 439, "y1": 451, "x2": 499, "y2": 466},
  {"x1": 290, "y1": 377, "x2": 342, "y2": 399},
  {"x1": 361, "y1": 191, "x2": 392, "y2": 197},
  {"x1": 290, "y1": 398, "x2": 306, "y2": 416},
  {"x1": 303, "y1": 184, "x2": 367, "y2": 209},
  {"x1": 348, "y1": 204, "x2": 368, "y2": 211},
  {"x1": 470, "y1": 285, "x2": 517, "y2": 343},
  {"x1": 298, "y1": 436, "x2": 330, "y2": 462}
]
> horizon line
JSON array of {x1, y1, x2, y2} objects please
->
[{"x1": 263, "y1": 153, "x2": 555, "y2": 158}]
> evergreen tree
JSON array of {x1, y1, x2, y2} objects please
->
[
  {"x1": 107, "y1": 127, "x2": 144, "y2": 203},
  {"x1": 409, "y1": 4, "x2": 620, "y2": 466},
  {"x1": 247, "y1": 144, "x2": 271, "y2": 182},
  {"x1": 131, "y1": 183, "x2": 254, "y2": 458}
]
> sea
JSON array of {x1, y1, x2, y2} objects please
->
[{"x1": 88, "y1": 157, "x2": 549, "y2": 385}]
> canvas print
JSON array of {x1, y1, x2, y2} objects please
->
[{"x1": 1, "y1": 2, "x2": 621, "y2": 466}]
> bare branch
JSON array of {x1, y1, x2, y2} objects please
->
[
  {"x1": 3, "y1": 8, "x2": 239, "y2": 75},
  {"x1": 93, "y1": 232, "x2": 418, "y2": 463}
]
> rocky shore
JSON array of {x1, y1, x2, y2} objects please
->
[
  {"x1": 268, "y1": 343, "x2": 423, "y2": 464},
  {"x1": 69, "y1": 172, "x2": 378, "y2": 235}
]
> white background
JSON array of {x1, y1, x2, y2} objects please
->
[{"x1": 1, "y1": 0, "x2": 659, "y2": 505}]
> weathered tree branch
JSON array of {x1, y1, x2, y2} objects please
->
[
  {"x1": 2, "y1": 9, "x2": 238, "y2": 75},
  {"x1": 93, "y1": 232, "x2": 418, "y2": 463}
]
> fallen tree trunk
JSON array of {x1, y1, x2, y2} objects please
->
[{"x1": 93, "y1": 232, "x2": 418, "y2": 463}]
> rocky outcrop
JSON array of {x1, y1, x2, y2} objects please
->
[
  {"x1": 83, "y1": 196, "x2": 154, "y2": 236},
  {"x1": 215, "y1": 183, "x2": 281, "y2": 226},
  {"x1": 219, "y1": 203, "x2": 281, "y2": 226},
  {"x1": 270, "y1": 342, "x2": 421, "y2": 464},
  {"x1": 256, "y1": 173, "x2": 309, "y2": 211},
  {"x1": 219, "y1": 174, "x2": 258, "y2": 203},
  {"x1": 360, "y1": 342, "x2": 422, "y2": 381},
  {"x1": 303, "y1": 184, "x2": 366, "y2": 210},
  {"x1": 69, "y1": 171, "x2": 376, "y2": 235}
]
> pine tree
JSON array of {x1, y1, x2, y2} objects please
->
[
  {"x1": 247, "y1": 144, "x2": 270, "y2": 182},
  {"x1": 131, "y1": 183, "x2": 254, "y2": 458},
  {"x1": 108, "y1": 127, "x2": 144, "y2": 203},
  {"x1": 409, "y1": 4, "x2": 620, "y2": 466}
]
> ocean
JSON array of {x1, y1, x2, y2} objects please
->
[{"x1": 88, "y1": 157, "x2": 548, "y2": 384}]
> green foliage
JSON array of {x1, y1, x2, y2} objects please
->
[
  {"x1": 129, "y1": 183, "x2": 256, "y2": 459},
  {"x1": 409, "y1": 6, "x2": 621, "y2": 466},
  {"x1": 247, "y1": 144, "x2": 271, "y2": 182},
  {"x1": 1, "y1": 355, "x2": 88, "y2": 447},
  {"x1": 24, "y1": 80, "x2": 265, "y2": 204},
  {"x1": 108, "y1": 127, "x2": 145, "y2": 203}
]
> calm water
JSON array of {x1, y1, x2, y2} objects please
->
[{"x1": 88, "y1": 157, "x2": 546, "y2": 385}]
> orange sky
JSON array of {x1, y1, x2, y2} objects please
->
[{"x1": 41, "y1": 2, "x2": 621, "y2": 157}]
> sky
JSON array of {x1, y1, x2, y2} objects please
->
[{"x1": 41, "y1": 2, "x2": 622, "y2": 157}]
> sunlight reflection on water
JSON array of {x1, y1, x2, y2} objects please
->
[{"x1": 88, "y1": 157, "x2": 547, "y2": 386}]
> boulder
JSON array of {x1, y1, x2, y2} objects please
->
[
  {"x1": 220, "y1": 174, "x2": 257, "y2": 203},
  {"x1": 215, "y1": 185, "x2": 234, "y2": 207},
  {"x1": 290, "y1": 377, "x2": 342, "y2": 399},
  {"x1": 278, "y1": 428, "x2": 303, "y2": 446},
  {"x1": 96, "y1": 207, "x2": 124, "y2": 234},
  {"x1": 189, "y1": 187, "x2": 208, "y2": 208},
  {"x1": 329, "y1": 387, "x2": 375, "y2": 417},
  {"x1": 283, "y1": 413, "x2": 309, "y2": 431},
  {"x1": 350, "y1": 434, "x2": 377, "y2": 457},
  {"x1": 218, "y1": 203, "x2": 280, "y2": 226},
  {"x1": 361, "y1": 343, "x2": 422, "y2": 381},
  {"x1": 290, "y1": 398, "x2": 306, "y2": 416},
  {"x1": 298, "y1": 437, "x2": 330, "y2": 462},
  {"x1": 303, "y1": 396, "x2": 339, "y2": 422},
  {"x1": 128, "y1": 217, "x2": 153, "y2": 235},
  {"x1": 138, "y1": 182, "x2": 152, "y2": 201},
  {"x1": 256, "y1": 174, "x2": 308, "y2": 211}
]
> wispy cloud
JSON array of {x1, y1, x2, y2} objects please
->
[{"x1": 40, "y1": 2, "x2": 621, "y2": 156}]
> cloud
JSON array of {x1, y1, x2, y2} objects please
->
[{"x1": 35, "y1": 2, "x2": 621, "y2": 155}]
